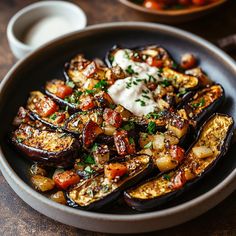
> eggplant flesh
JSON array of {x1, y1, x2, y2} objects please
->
[
  {"x1": 26, "y1": 91, "x2": 69, "y2": 129},
  {"x1": 12, "y1": 124, "x2": 79, "y2": 167},
  {"x1": 63, "y1": 109, "x2": 103, "y2": 135},
  {"x1": 124, "y1": 113, "x2": 234, "y2": 211},
  {"x1": 67, "y1": 154, "x2": 153, "y2": 210},
  {"x1": 183, "y1": 84, "x2": 224, "y2": 125}
]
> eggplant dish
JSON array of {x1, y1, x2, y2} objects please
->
[{"x1": 10, "y1": 44, "x2": 234, "y2": 212}]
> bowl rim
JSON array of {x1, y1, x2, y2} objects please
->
[
  {"x1": 1, "y1": 21, "x2": 236, "y2": 222},
  {"x1": 6, "y1": 0, "x2": 87, "y2": 51},
  {"x1": 119, "y1": 0, "x2": 227, "y2": 16}
]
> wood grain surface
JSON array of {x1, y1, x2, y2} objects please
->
[{"x1": 0, "y1": 0, "x2": 235, "y2": 235}]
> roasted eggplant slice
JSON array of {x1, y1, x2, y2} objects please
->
[
  {"x1": 105, "y1": 45, "x2": 175, "y2": 69},
  {"x1": 182, "y1": 84, "x2": 224, "y2": 126},
  {"x1": 26, "y1": 91, "x2": 69, "y2": 129},
  {"x1": 63, "y1": 109, "x2": 103, "y2": 135},
  {"x1": 12, "y1": 124, "x2": 79, "y2": 167},
  {"x1": 124, "y1": 113, "x2": 234, "y2": 211},
  {"x1": 67, "y1": 154, "x2": 153, "y2": 210},
  {"x1": 162, "y1": 67, "x2": 199, "y2": 91}
]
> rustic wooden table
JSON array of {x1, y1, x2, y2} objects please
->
[{"x1": 0, "y1": 0, "x2": 236, "y2": 235}]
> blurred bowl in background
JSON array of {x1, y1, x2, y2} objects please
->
[
  {"x1": 7, "y1": 1, "x2": 87, "y2": 59},
  {"x1": 119, "y1": 0, "x2": 227, "y2": 23}
]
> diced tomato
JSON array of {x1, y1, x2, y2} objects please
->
[
  {"x1": 147, "y1": 57, "x2": 163, "y2": 68},
  {"x1": 147, "y1": 82, "x2": 157, "y2": 91},
  {"x1": 83, "y1": 61, "x2": 97, "y2": 78},
  {"x1": 53, "y1": 170, "x2": 80, "y2": 190},
  {"x1": 80, "y1": 95, "x2": 96, "y2": 111},
  {"x1": 172, "y1": 171, "x2": 186, "y2": 189},
  {"x1": 55, "y1": 84, "x2": 73, "y2": 99},
  {"x1": 192, "y1": 0, "x2": 206, "y2": 5},
  {"x1": 36, "y1": 97, "x2": 58, "y2": 117},
  {"x1": 170, "y1": 145, "x2": 185, "y2": 163},
  {"x1": 103, "y1": 108, "x2": 122, "y2": 128},
  {"x1": 82, "y1": 120, "x2": 103, "y2": 147},
  {"x1": 143, "y1": 0, "x2": 164, "y2": 10},
  {"x1": 55, "y1": 113, "x2": 66, "y2": 124},
  {"x1": 104, "y1": 163, "x2": 127, "y2": 180},
  {"x1": 114, "y1": 130, "x2": 136, "y2": 156}
]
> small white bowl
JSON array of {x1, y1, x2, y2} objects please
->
[{"x1": 7, "y1": 1, "x2": 87, "y2": 59}]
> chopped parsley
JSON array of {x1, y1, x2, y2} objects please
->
[
  {"x1": 191, "y1": 98, "x2": 205, "y2": 108},
  {"x1": 125, "y1": 65, "x2": 135, "y2": 75},
  {"x1": 148, "y1": 75, "x2": 157, "y2": 83},
  {"x1": 75, "y1": 91, "x2": 83, "y2": 97},
  {"x1": 91, "y1": 143, "x2": 98, "y2": 152},
  {"x1": 17, "y1": 138, "x2": 23, "y2": 143},
  {"x1": 124, "y1": 50, "x2": 130, "y2": 59},
  {"x1": 49, "y1": 113, "x2": 57, "y2": 120},
  {"x1": 122, "y1": 121, "x2": 135, "y2": 131},
  {"x1": 94, "y1": 80, "x2": 108, "y2": 91},
  {"x1": 109, "y1": 103, "x2": 116, "y2": 109},
  {"x1": 129, "y1": 137, "x2": 135, "y2": 144},
  {"x1": 160, "y1": 79, "x2": 171, "y2": 87},
  {"x1": 147, "y1": 121, "x2": 156, "y2": 134},
  {"x1": 84, "y1": 155, "x2": 96, "y2": 164},
  {"x1": 66, "y1": 81, "x2": 75, "y2": 88},
  {"x1": 177, "y1": 89, "x2": 187, "y2": 97},
  {"x1": 146, "y1": 112, "x2": 162, "y2": 119},
  {"x1": 109, "y1": 54, "x2": 114, "y2": 63},
  {"x1": 84, "y1": 166, "x2": 94, "y2": 174},
  {"x1": 142, "y1": 94, "x2": 150, "y2": 100},
  {"x1": 135, "y1": 99, "x2": 146, "y2": 106},
  {"x1": 144, "y1": 141, "x2": 153, "y2": 149},
  {"x1": 85, "y1": 89, "x2": 96, "y2": 94},
  {"x1": 172, "y1": 62, "x2": 178, "y2": 69},
  {"x1": 163, "y1": 174, "x2": 171, "y2": 181}
]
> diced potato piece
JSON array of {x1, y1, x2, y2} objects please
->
[
  {"x1": 184, "y1": 169, "x2": 196, "y2": 181},
  {"x1": 164, "y1": 132, "x2": 179, "y2": 145},
  {"x1": 155, "y1": 156, "x2": 177, "y2": 172},
  {"x1": 83, "y1": 78, "x2": 99, "y2": 90},
  {"x1": 103, "y1": 124, "x2": 116, "y2": 136},
  {"x1": 50, "y1": 191, "x2": 66, "y2": 205},
  {"x1": 153, "y1": 134, "x2": 165, "y2": 151},
  {"x1": 31, "y1": 175, "x2": 55, "y2": 192},
  {"x1": 115, "y1": 105, "x2": 132, "y2": 121},
  {"x1": 168, "y1": 123, "x2": 188, "y2": 139},
  {"x1": 192, "y1": 146, "x2": 213, "y2": 159},
  {"x1": 30, "y1": 163, "x2": 47, "y2": 176}
]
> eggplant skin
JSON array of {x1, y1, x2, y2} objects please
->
[
  {"x1": 186, "y1": 84, "x2": 225, "y2": 126},
  {"x1": 11, "y1": 124, "x2": 79, "y2": 167},
  {"x1": 124, "y1": 113, "x2": 234, "y2": 211},
  {"x1": 66, "y1": 154, "x2": 154, "y2": 210}
]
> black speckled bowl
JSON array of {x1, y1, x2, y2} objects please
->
[{"x1": 0, "y1": 22, "x2": 235, "y2": 234}]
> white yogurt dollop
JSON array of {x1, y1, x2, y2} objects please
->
[
  {"x1": 108, "y1": 77, "x2": 157, "y2": 116},
  {"x1": 112, "y1": 49, "x2": 161, "y2": 81}
]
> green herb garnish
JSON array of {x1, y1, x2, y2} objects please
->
[
  {"x1": 191, "y1": 98, "x2": 205, "y2": 108},
  {"x1": 147, "y1": 121, "x2": 156, "y2": 134},
  {"x1": 122, "y1": 121, "x2": 135, "y2": 131},
  {"x1": 125, "y1": 65, "x2": 135, "y2": 74},
  {"x1": 135, "y1": 99, "x2": 146, "y2": 106},
  {"x1": 94, "y1": 80, "x2": 108, "y2": 91},
  {"x1": 144, "y1": 141, "x2": 153, "y2": 149},
  {"x1": 66, "y1": 81, "x2": 75, "y2": 88},
  {"x1": 85, "y1": 89, "x2": 96, "y2": 94},
  {"x1": 84, "y1": 166, "x2": 95, "y2": 174},
  {"x1": 84, "y1": 155, "x2": 96, "y2": 164},
  {"x1": 49, "y1": 113, "x2": 57, "y2": 120},
  {"x1": 160, "y1": 79, "x2": 171, "y2": 87},
  {"x1": 91, "y1": 143, "x2": 98, "y2": 152},
  {"x1": 129, "y1": 137, "x2": 135, "y2": 144},
  {"x1": 163, "y1": 174, "x2": 171, "y2": 181},
  {"x1": 146, "y1": 112, "x2": 162, "y2": 119}
]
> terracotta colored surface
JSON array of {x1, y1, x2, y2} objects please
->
[{"x1": 0, "y1": 0, "x2": 235, "y2": 235}]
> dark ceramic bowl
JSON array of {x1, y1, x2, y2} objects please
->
[{"x1": 0, "y1": 22, "x2": 235, "y2": 234}]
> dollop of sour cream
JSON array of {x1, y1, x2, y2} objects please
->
[
  {"x1": 108, "y1": 77, "x2": 157, "y2": 116},
  {"x1": 108, "y1": 49, "x2": 162, "y2": 116}
]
